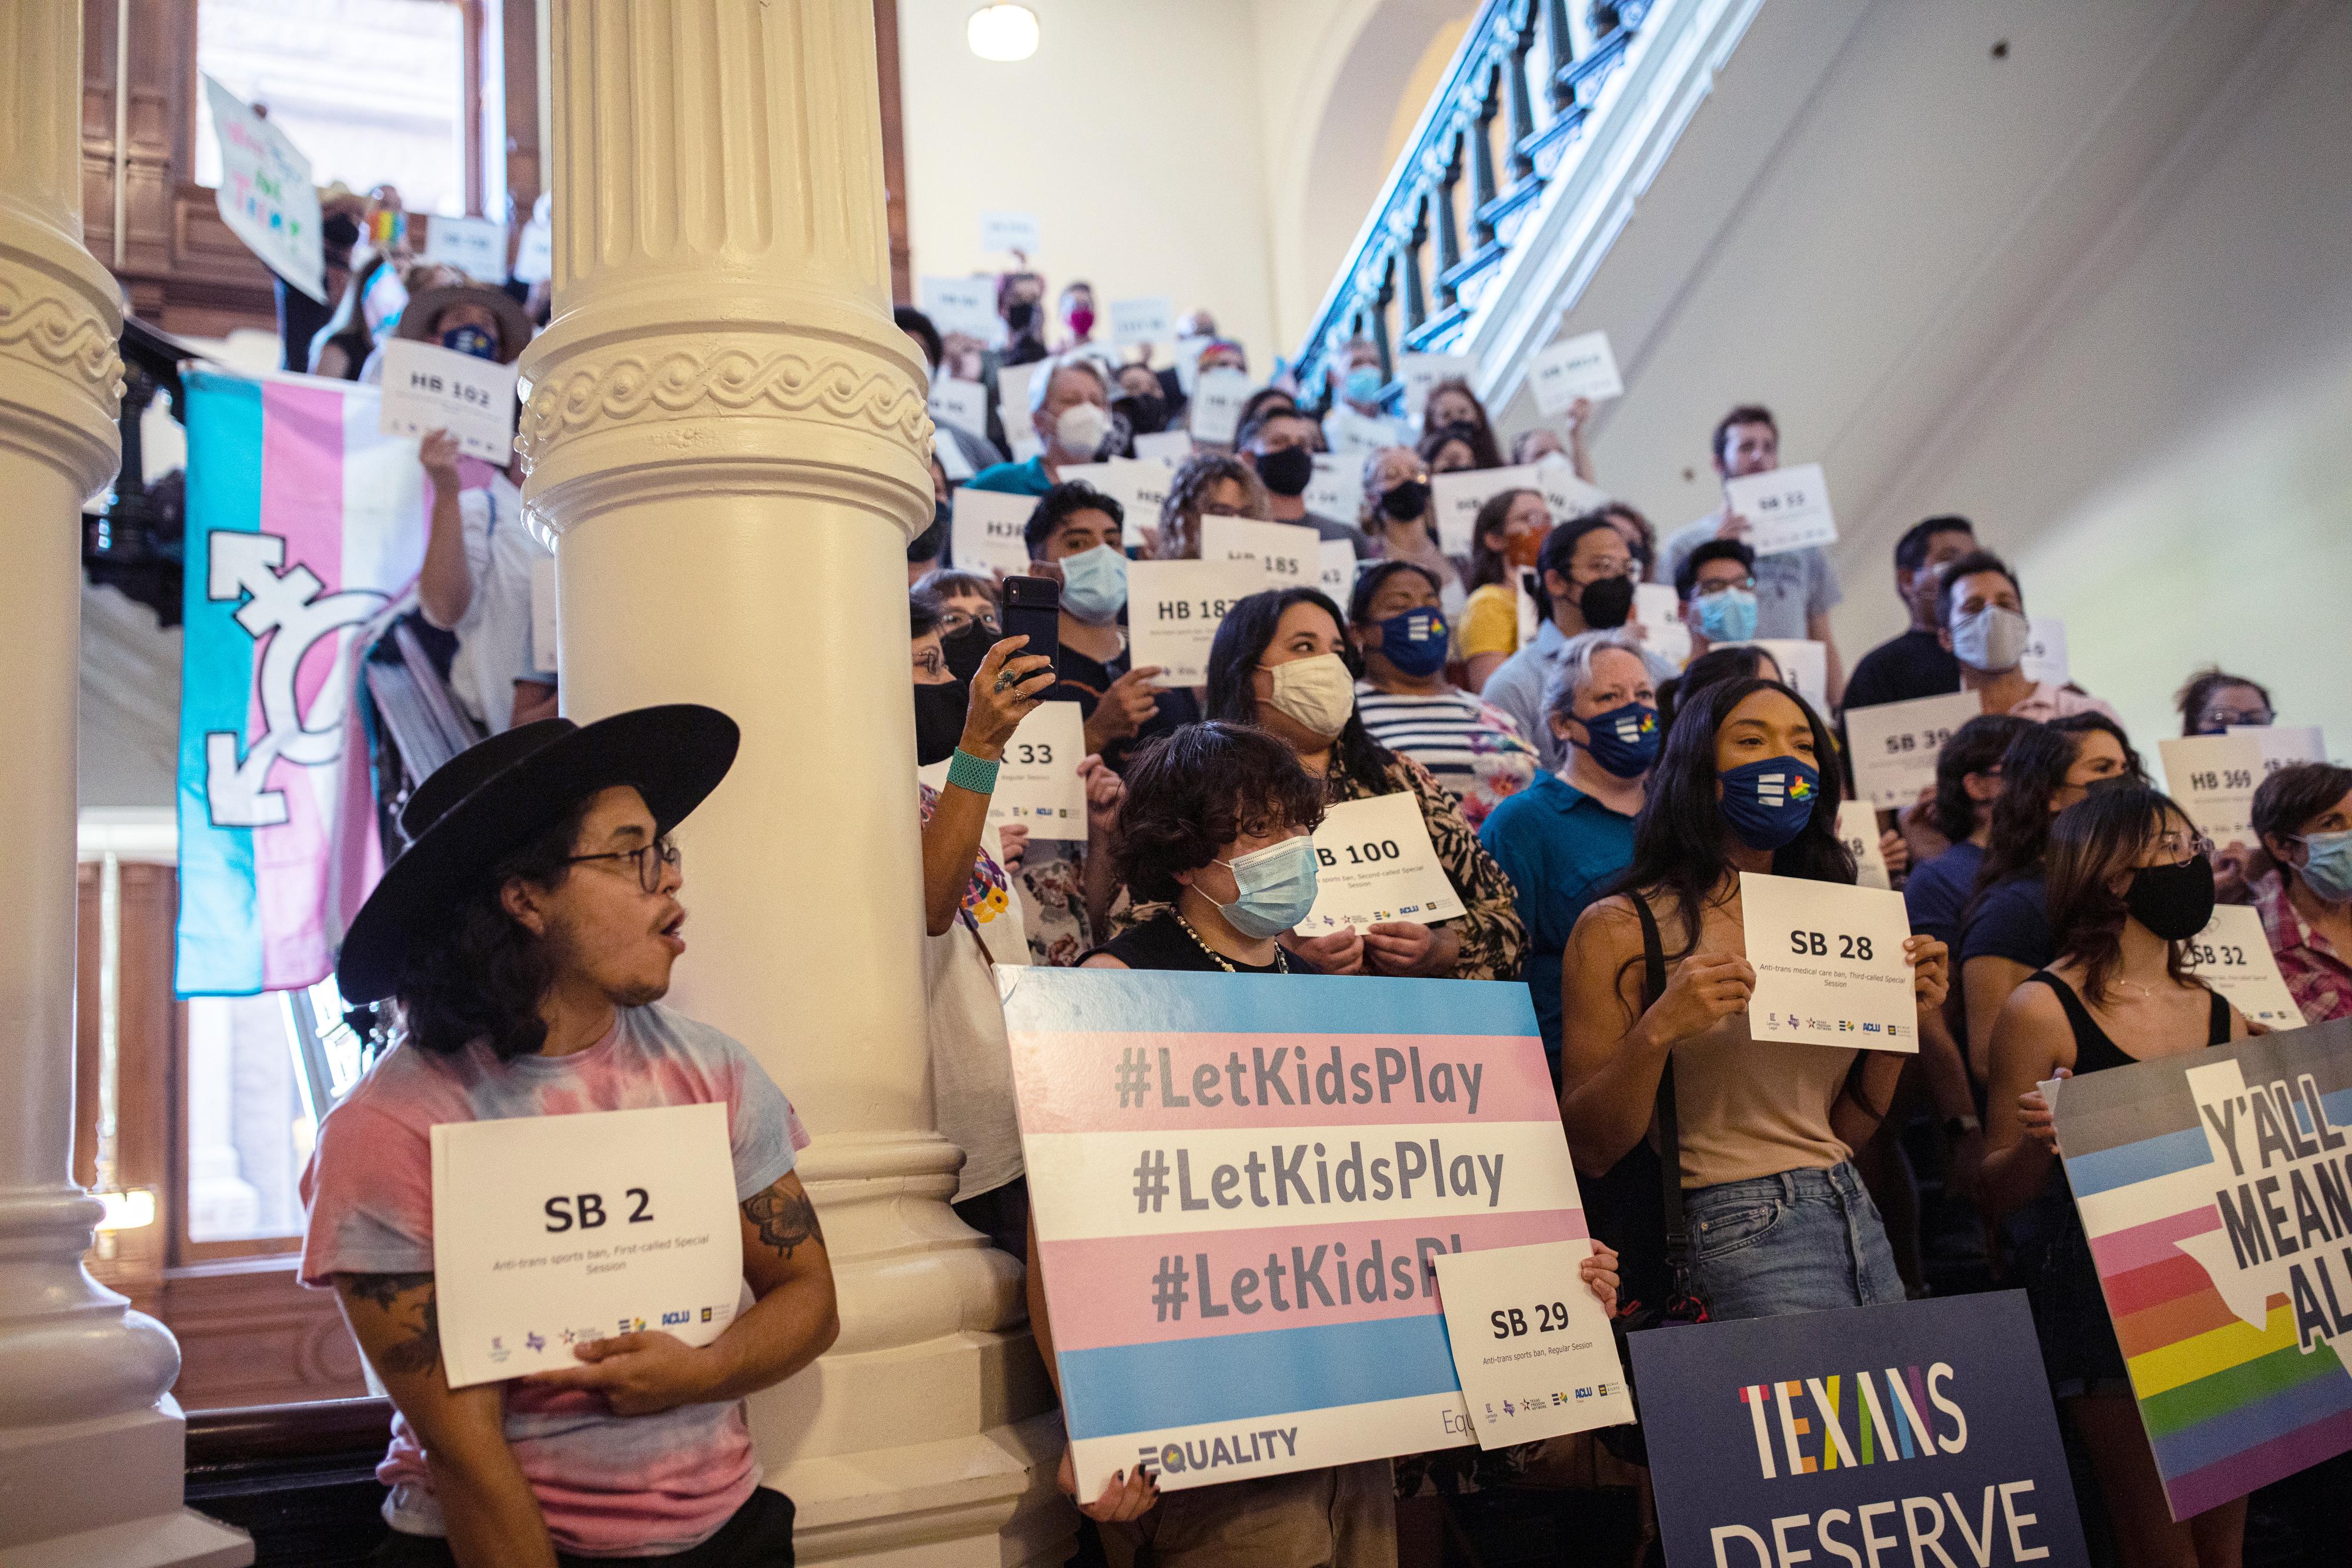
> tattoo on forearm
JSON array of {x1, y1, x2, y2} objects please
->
[
  {"x1": 345, "y1": 1271, "x2": 443, "y2": 1376},
  {"x1": 348, "y1": 1270, "x2": 432, "y2": 1309},
  {"x1": 743, "y1": 1183, "x2": 825, "y2": 1261}
]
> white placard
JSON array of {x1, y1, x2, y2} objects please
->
[
  {"x1": 1061, "y1": 458, "x2": 1170, "y2": 551},
  {"x1": 2185, "y1": 905, "x2": 2302, "y2": 1030},
  {"x1": 1430, "y1": 463, "x2": 1547, "y2": 556},
  {"x1": 1307, "y1": 452, "x2": 1364, "y2": 523},
  {"x1": 1398, "y1": 352, "x2": 1476, "y2": 418},
  {"x1": 1838, "y1": 800, "x2": 1891, "y2": 890},
  {"x1": 511, "y1": 207, "x2": 552, "y2": 286},
  {"x1": 203, "y1": 75, "x2": 327, "y2": 303},
  {"x1": 1536, "y1": 457, "x2": 1610, "y2": 523},
  {"x1": 920, "y1": 275, "x2": 999, "y2": 340},
  {"x1": 1200, "y1": 516, "x2": 1318, "y2": 584},
  {"x1": 2021, "y1": 617, "x2": 2070, "y2": 686},
  {"x1": 1133, "y1": 430, "x2": 1193, "y2": 465},
  {"x1": 1188, "y1": 368, "x2": 1251, "y2": 445},
  {"x1": 980, "y1": 210, "x2": 1041, "y2": 256},
  {"x1": 2159, "y1": 735, "x2": 2263, "y2": 847},
  {"x1": 995, "y1": 361, "x2": 1044, "y2": 428},
  {"x1": 1432, "y1": 1241, "x2": 1633, "y2": 1448},
  {"x1": 1722, "y1": 462, "x2": 1836, "y2": 557},
  {"x1": 934, "y1": 427, "x2": 975, "y2": 483},
  {"x1": 1171, "y1": 334, "x2": 1214, "y2": 396},
  {"x1": 530, "y1": 554, "x2": 557, "y2": 674},
  {"x1": 1633, "y1": 581, "x2": 1690, "y2": 668},
  {"x1": 1127, "y1": 560, "x2": 1257, "y2": 687},
  {"x1": 1007, "y1": 428, "x2": 1043, "y2": 463},
  {"x1": 1733, "y1": 638, "x2": 1828, "y2": 712},
  {"x1": 422, "y1": 215, "x2": 507, "y2": 282},
  {"x1": 379, "y1": 339, "x2": 521, "y2": 463},
  {"x1": 951, "y1": 487, "x2": 1036, "y2": 577},
  {"x1": 1109, "y1": 296, "x2": 1173, "y2": 347},
  {"x1": 1293, "y1": 792, "x2": 1466, "y2": 934},
  {"x1": 2233, "y1": 724, "x2": 2327, "y2": 776},
  {"x1": 986, "y1": 701, "x2": 1088, "y2": 841},
  {"x1": 928, "y1": 376, "x2": 988, "y2": 434},
  {"x1": 1319, "y1": 540, "x2": 1357, "y2": 602},
  {"x1": 1528, "y1": 330, "x2": 1623, "y2": 415},
  {"x1": 429, "y1": 1102, "x2": 744, "y2": 1389},
  {"x1": 1739, "y1": 872, "x2": 1919, "y2": 1052},
  {"x1": 1845, "y1": 690, "x2": 1984, "y2": 810}
]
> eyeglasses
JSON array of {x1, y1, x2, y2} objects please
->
[
  {"x1": 2199, "y1": 708, "x2": 2273, "y2": 730},
  {"x1": 563, "y1": 837, "x2": 681, "y2": 894},
  {"x1": 938, "y1": 607, "x2": 1001, "y2": 637},
  {"x1": 2150, "y1": 828, "x2": 2215, "y2": 863},
  {"x1": 1692, "y1": 577, "x2": 1756, "y2": 597}
]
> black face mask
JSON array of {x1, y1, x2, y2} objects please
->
[
  {"x1": 907, "y1": 505, "x2": 947, "y2": 564},
  {"x1": 1257, "y1": 445, "x2": 1315, "y2": 499},
  {"x1": 1579, "y1": 574, "x2": 1636, "y2": 630},
  {"x1": 914, "y1": 681, "x2": 968, "y2": 767},
  {"x1": 1115, "y1": 393, "x2": 1169, "y2": 436},
  {"x1": 1005, "y1": 300, "x2": 1038, "y2": 335},
  {"x1": 2126, "y1": 855, "x2": 2216, "y2": 942},
  {"x1": 1381, "y1": 479, "x2": 1431, "y2": 522},
  {"x1": 940, "y1": 620, "x2": 998, "y2": 686}
]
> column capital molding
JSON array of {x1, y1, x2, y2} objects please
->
[{"x1": 0, "y1": 219, "x2": 123, "y2": 504}]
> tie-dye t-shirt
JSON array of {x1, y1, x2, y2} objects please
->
[{"x1": 298, "y1": 1004, "x2": 807, "y2": 1557}]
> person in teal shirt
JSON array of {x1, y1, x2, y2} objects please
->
[
  {"x1": 1478, "y1": 628, "x2": 1657, "y2": 1070},
  {"x1": 966, "y1": 357, "x2": 1112, "y2": 496}
]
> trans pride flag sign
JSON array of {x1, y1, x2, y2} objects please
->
[
  {"x1": 1000, "y1": 967, "x2": 1590, "y2": 1495},
  {"x1": 2055, "y1": 1019, "x2": 2352, "y2": 1520},
  {"x1": 176, "y1": 369, "x2": 426, "y2": 995}
]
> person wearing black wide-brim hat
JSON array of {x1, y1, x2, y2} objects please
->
[{"x1": 302, "y1": 707, "x2": 838, "y2": 1565}]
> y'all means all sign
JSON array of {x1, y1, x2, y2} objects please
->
[{"x1": 379, "y1": 339, "x2": 520, "y2": 463}]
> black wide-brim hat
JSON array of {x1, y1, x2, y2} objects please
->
[{"x1": 336, "y1": 704, "x2": 740, "y2": 1004}]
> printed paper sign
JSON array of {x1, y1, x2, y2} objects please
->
[
  {"x1": 1201, "y1": 516, "x2": 1318, "y2": 585},
  {"x1": 952, "y1": 487, "x2": 1036, "y2": 578},
  {"x1": 2022, "y1": 617, "x2": 2070, "y2": 686},
  {"x1": 920, "y1": 275, "x2": 999, "y2": 340},
  {"x1": 1001, "y1": 967, "x2": 1593, "y2": 1496},
  {"x1": 422, "y1": 215, "x2": 507, "y2": 282},
  {"x1": 1846, "y1": 691, "x2": 1984, "y2": 810},
  {"x1": 1634, "y1": 582, "x2": 1689, "y2": 668},
  {"x1": 1061, "y1": 458, "x2": 1171, "y2": 551},
  {"x1": 996, "y1": 362, "x2": 1044, "y2": 428},
  {"x1": 2159, "y1": 735, "x2": 2263, "y2": 847},
  {"x1": 2053, "y1": 1020, "x2": 2352, "y2": 1519},
  {"x1": 1738, "y1": 871, "x2": 1918, "y2": 1052},
  {"x1": 987, "y1": 701, "x2": 1088, "y2": 841},
  {"x1": 1838, "y1": 800, "x2": 1891, "y2": 891},
  {"x1": 530, "y1": 555, "x2": 557, "y2": 674},
  {"x1": 1188, "y1": 369, "x2": 1251, "y2": 445},
  {"x1": 2233, "y1": 725, "x2": 2327, "y2": 776},
  {"x1": 1134, "y1": 430, "x2": 1194, "y2": 465},
  {"x1": 1537, "y1": 458, "x2": 1610, "y2": 524},
  {"x1": 981, "y1": 210, "x2": 1041, "y2": 255},
  {"x1": 1295, "y1": 792, "x2": 1467, "y2": 934},
  {"x1": 1308, "y1": 453, "x2": 1364, "y2": 523},
  {"x1": 379, "y1": 339, "x2": 521, "y2": 463},
  {"x1": 928, "y1": 376, "x2": 988, "y2": 434},
  {"x1": 203, "y1": 75, "x2": 327, "y2": 302},
  {"x1": 2184, "y1": 905, "x2": 2301, "y2": 1028},
  {"x1": 1127, "y1": 560, "x2": 1256, "y2": 686},
  {"x1": 1111, "y1": 296, "x2": 1174, "y2": 347},
  {"x1": 934, "y1": 427, "x2": 975, "y2": 483},
  {"x1": 1528, "y1": 330, "x2": 1623, "y2": 415},
  {"x1": 1319, "y1": 540, "x2": 1358, "y2": 602},
  {"x1": 1733, "y1": 639, "x2": 1827, "y2": 713},
  {"x1": 1431, "y1": 463, "x2": 1547, "y2": 556},
  {"x1": 1723, "y1": 462, "x2": 1836, "y2": 557},
  {"x1": 430, "y1": 1102, "x2": 744, "y2": 1389},
  {"x1": 1631, "y1": 1290, "x2": 2090, "y2": 1568},
  {"x1": 1433, "y1": 1240, "x2": 1632, "y2": 1446},
  {"x1": 1398, "y1": 352, "x2": 1475, "y2": 418}
]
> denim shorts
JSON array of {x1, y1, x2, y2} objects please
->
[{"x1": 1683, "y1": 1163, "x2": 1905, "y2": 1322}]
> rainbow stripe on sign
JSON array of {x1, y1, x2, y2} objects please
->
[
  {"x1": 2057, "y1": 1019, "x2": 2352, "y2": 1520},
  {"x1": 1000, "y1": 968, "x2": 1586, "y2": 1496}
]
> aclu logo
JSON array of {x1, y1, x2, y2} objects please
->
[{"x1": 661, "y1": 1309, "x2": 692, "y2": 1327}]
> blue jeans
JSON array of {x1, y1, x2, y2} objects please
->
[{"x1": 1684, "y1": 1164, "x2": 1903, "y2": 1321}]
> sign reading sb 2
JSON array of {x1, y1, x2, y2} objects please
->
[{"x1": 544, "y1": 1188, "x2": 656, "y2": 1231}]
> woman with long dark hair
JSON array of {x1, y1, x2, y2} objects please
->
[
  {"x1": 1459, "y1": 487, "x2": 1549, "y2": 691},
  {"x1": 1982, "y1": 786, "x2": 2244, "y2": 1566},
  {"x1": 1556, "y1": 676, "x2": 1948, "y2": 1318},
  {"x1": 1204, "y1": 587, "x2": 1525, "y2": 981}
]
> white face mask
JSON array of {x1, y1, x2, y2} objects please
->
[
  {"x1": 1264, "y1": 653, "x2": 1357, "y2": 738},
  {"x1": 1952, "y1": 604, "x2": 2029, "y2": 673},
  {"x1": 1052, "y1": 401, "x2": 1109, "y2": 458}
]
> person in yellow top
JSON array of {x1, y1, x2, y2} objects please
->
[{"x1": 1459, "y1": 486, "x2": 1551, "y2": 691}]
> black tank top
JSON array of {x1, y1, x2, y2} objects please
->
[{"x1": 2022, "y1": 971, "x2": 2230, "y2": 1074}]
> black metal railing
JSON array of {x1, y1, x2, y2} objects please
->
[{"x1": 1291, "y1": 0, "x2": 1652, "y2": 404}]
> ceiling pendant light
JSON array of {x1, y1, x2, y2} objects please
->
[{"x1": 967, "y1": 4, "x2": 1040, "y2": 63}]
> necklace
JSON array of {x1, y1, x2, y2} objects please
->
[{"x1": 1172, "y1": 908, "x2": 1288, "y2": 974}]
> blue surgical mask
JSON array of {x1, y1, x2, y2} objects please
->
[
  {"x1": 1375, "y1": 608, "x2": 1449, "y2": 678},
  {"x1": 2293, "y1": 829, "x2": 2352, "y2": 905},
  {"x1": 1205, "y1": 835, "x2": 1321, "y2": 940},
  {"x1": 1342, "y1": 366, "x2": 1384, "y2": 406},
  {"x1": 1578, "y1": 701, "x2": 1660, "y2": 779},
  {"x1": 1696, "y1": 587, "x2": 1759, "y2": 645},
  {"x1": 1718, "y1": 755, "x2": 1820, "y2": 851},
  {"x1": 441, "y1": 323, "x2": 500, "y2": 362},
  {"x1": 1060, "y1": 543, "x2": 1128, "y2": 623}
]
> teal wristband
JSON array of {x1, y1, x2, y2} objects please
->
[{"x1": 946, "y1": 747, "x2": 1001, "y2": 795}]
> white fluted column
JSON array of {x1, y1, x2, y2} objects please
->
[
  {"x1": 0, "y1": 4, "x2": 249, "y2": 1565},
  {"x1": 517, "y1": 3, "x2": 1067, "y2": 1560}
]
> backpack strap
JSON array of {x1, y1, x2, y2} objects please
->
[{"x1": 1628, "y1": 894, "x2": 1688, "y2": 1255}]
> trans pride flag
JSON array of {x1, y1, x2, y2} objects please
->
[
  {"x1": 176, "y1": 369, "x2": 427, "y2": 995},
  {"x1": 2056, "y1": 1019, "x2": 2352, "y2": 1519},
  {"x1": 1001, "y1": 967, "x2": 1589, "y2": 1496}
]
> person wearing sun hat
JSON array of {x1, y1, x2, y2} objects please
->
[{"x1": 302, "y1": 707, "x2": 838, "y2": 1566}]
